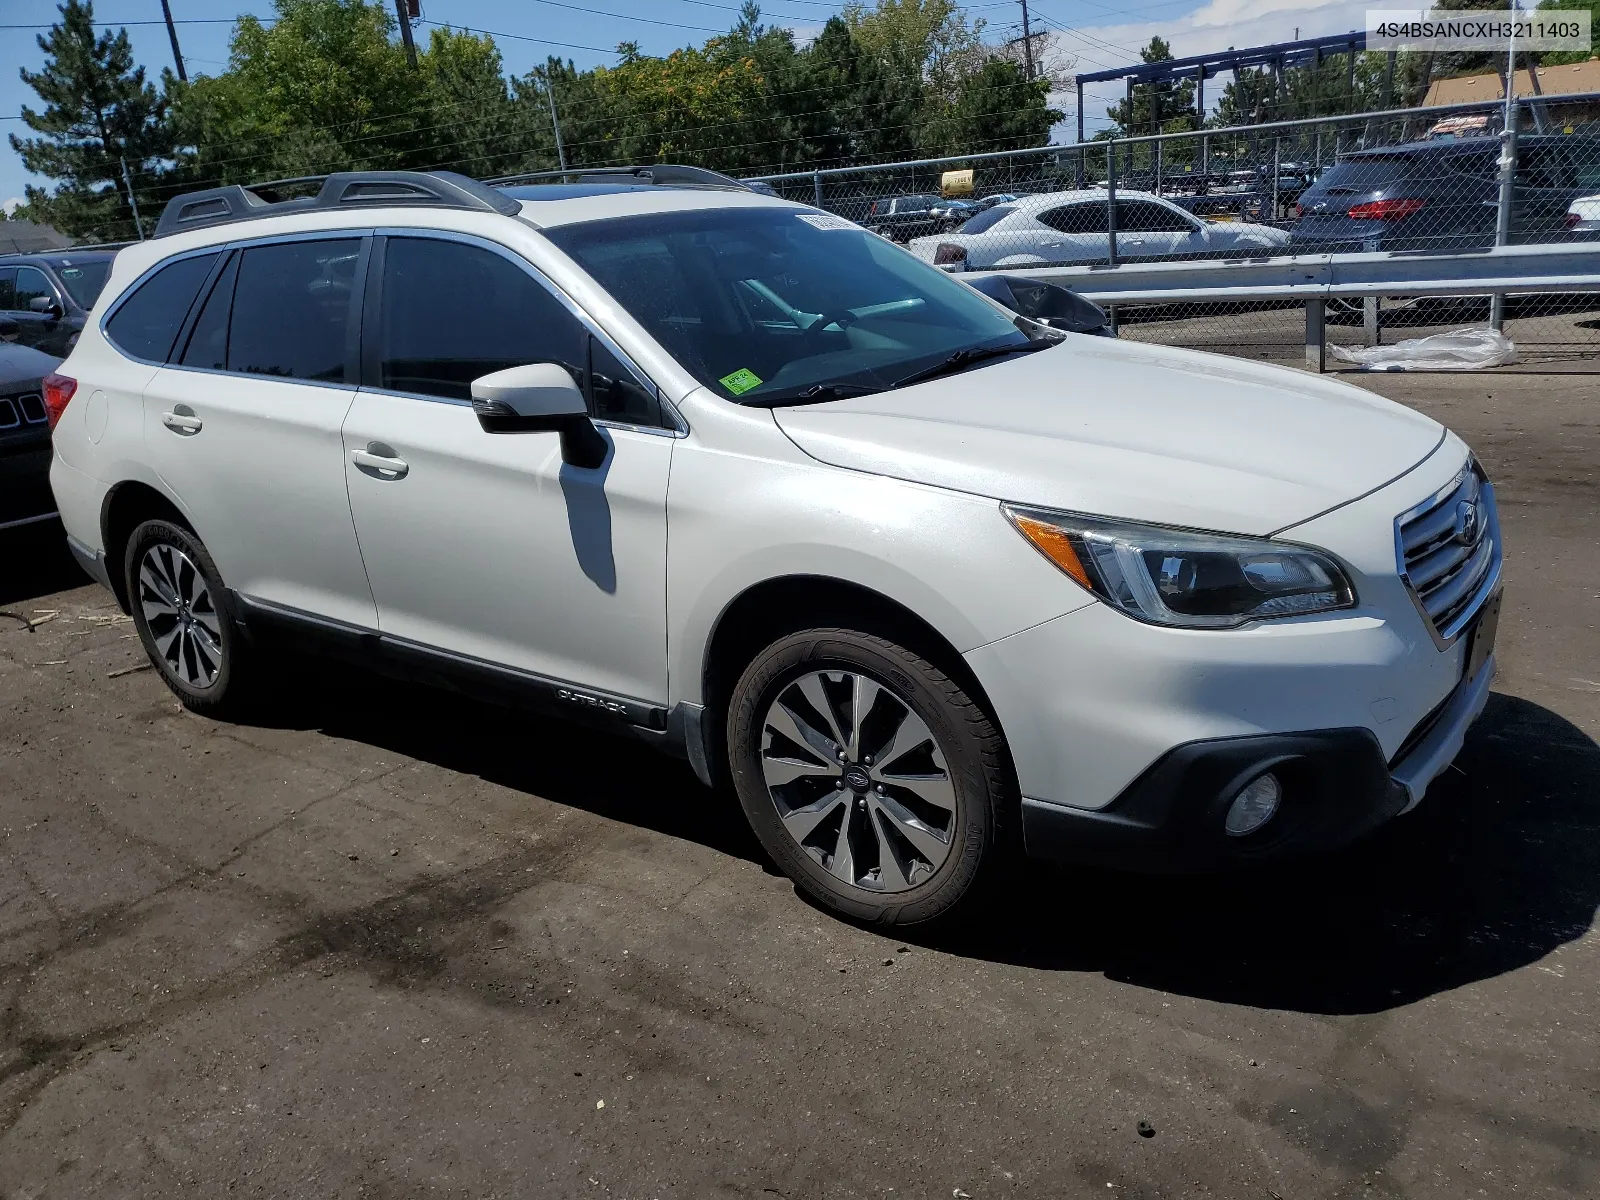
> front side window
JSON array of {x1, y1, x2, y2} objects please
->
[
  {"x1": 104, "y1": 252, "x2": 219, "y2": 363},
  {"x1": 545, "y1": 206, "x2": 1034, "y2": 406},
  {"x1": 228, "y1": 239, "x2": 360, "y2": 382},
  {"x1": 375, "y1": 237, "x2": 585, "y2": 402},
  {"x1": 14, "y1": 267, "x2": 55, "y2": 311}
]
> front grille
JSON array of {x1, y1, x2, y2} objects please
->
[{"x1": 1396, "y1": 462, "x2": 1499, "y2": 642}]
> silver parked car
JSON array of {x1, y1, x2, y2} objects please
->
[{"x1": 909, "y1": 189, "x2": 1290, "y2": 270}]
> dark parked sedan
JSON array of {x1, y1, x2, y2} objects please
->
[
  {"x1": 0, "y1": 333, "x2": 64, "y2": 531},
  {"x1": 1290, "y1": 135, "x2": 1600, "y2": 253},
  {"x1": 0, "y1": 249, "x2": 117, "y2": 358}
]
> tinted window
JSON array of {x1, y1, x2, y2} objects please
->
[
  {"x1": 546, "y1": 207, "x2": 1031, "y2": 404},
  {"x1": 1117, "y1": 200, "x2": 1192, "y2": 232},
  {"x1": 179, "y1": 252, "x2": 238, "y2": 371},
  {"x1": 376, "y1": 237, "x2": 584, "y2": 402},
  {"x1": 105, "y1": 253, "x2": 218, "y2": 362},
  {"x1": 227, "y1": 239, "x2": 359, "y2": 382},
  {"x1": 1518, "y1": 146, "x2": 1576, "y2": 190},
  {"x1": 0, "y1": 268, "x2": 14, "y2": 311},
  {"x1": 1314, "y1": 156, "x2": 1411, "y2": 192},
  {"x1": 588, "y1": 335, "x2": 658, "y2": 424},
  {"x1": 956, "y1": 204, "x2": 1015, "y2": 234},
  {"x1": 1038, "y1": 203, "x2": 1109, "y2": 234},
  {"x1": 54, "y1": 260, "x2": 111, "y2": 308},
  {"x1": 14, "y1": 267, "x2": 55, "y2": 310}
]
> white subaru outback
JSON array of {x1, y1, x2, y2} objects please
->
[{"x1": 43, "y1": 168, "x2": 1501, "y2": 926}]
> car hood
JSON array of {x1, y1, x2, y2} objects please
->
[
  {"x1": 0, "y1": 341, "x2": 62, "y2": 388},
  {"x1": 771, "y1": 338, "x2": 1445, "y2": 535}
]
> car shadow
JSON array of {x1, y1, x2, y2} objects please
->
[
  {"x1": 0, "y1": 520, "x2": 88, "y2": 608},
  {"x1": 918, "y1": 690, "x2": 1600, "y2": 1015},
  {"x1": 248, "y1": 667, "x2": 1597, "y2": 1017}
]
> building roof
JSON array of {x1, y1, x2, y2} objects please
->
[
  {"x1": 0, "y1": 218, "x2": 73, "y2": 254},
  {"x1": 1425, "y1": 58, "x2": 1600, "y2": 106}
]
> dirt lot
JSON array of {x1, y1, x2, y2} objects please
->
[{"x1": 1, "y1": 367, "x2": 1596, "y2": 1199}]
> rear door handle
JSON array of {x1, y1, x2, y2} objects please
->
[
  {"x1": 161, "y1": 407, "x2": 202, "y2": 435},
  {"x1": 351, "y1": 444, "x2": 409, "y2": 479}
]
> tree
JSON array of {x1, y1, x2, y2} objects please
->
[
  {"x1": 1104, "y1": 37, "x2": 1197, "y2": 137},
  {"x1": 922, "y1": 58, "x2": 1060, "y2": 154},
  {"x1": 1536, "y1": 0, "x2": 1600, "y2": 66},
  {"x1": 843, "y1": 0, "x2": 987, "y2": 103},
  {"x1": 10, "y1": 0, "x2": 177, "y2": 241}
]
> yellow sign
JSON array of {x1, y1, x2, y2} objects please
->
[{"x1": 940, "y1": 169, "x2": 974, "y2": 198}]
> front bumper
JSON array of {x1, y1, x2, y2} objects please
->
[{"x1": 1021, "y1": 651, "x2": 1495, "y2": 871}]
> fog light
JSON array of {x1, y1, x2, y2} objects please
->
[{"x1": 1224, "y1": 773, "x2": 1281, "y2": 837}]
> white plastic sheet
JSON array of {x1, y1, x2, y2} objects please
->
[{"x1": 1329, "y1": 327, "x2": 1519, "y2": 371}]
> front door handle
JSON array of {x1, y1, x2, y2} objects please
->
[
  {"x1": 161, "y1": 406, "x2": 202, "y2": 435},
  {"x1": 351, "y1": 443, "x2": 409, "y2": 479}
]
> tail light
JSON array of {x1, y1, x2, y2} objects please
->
[
  {"x1": 1348, "y1": 198, "x2": 1426, "y2": 221},
  {"x1": 42, "y1": 373, "x2": 77, "y2": 430},
  {"x1": 1292, "y1": 203, "x2": 1303, "y2": 218},
  {"x1": 1565, "y1": 211, "x2": 1583, "y2": 229},
  {"x1": 933, "y1": 242, "x2": 968, "y2": 266}
]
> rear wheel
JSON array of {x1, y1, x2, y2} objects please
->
[
  {"x1": 727, "y1": 626, "x2": 1011, "y2": 925},
  {"x1": 125, "y1": 519, "x2": 256, "y2": 718}
]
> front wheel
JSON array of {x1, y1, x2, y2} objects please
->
[{"x1": 726, "y1": 627, "x2": 1012, "y2": 925}]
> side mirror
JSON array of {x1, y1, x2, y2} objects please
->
[
  {"x1": 965, "y1": 275, "x2": 1113, "y2": 336},
  {"x1": 29, "y1": 296, "x2": 63, "y2": 319},
  {"x1": 470, "y1": 362, "x2": 607, "y2": 469}
]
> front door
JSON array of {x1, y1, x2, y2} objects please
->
[
  {"x1": 141, "y1": 236, "x2": 377, "y2": 629},
  {"x1": 341, "y1": 234, "x2": 672, "y2": 705}
]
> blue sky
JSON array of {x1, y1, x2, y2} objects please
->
[{"x1": 1, "y1": 0, "x2": 1368, "y2": 212}]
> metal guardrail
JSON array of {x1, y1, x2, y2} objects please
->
[{"x1": 966, "y1": 241, "x2": 1600, "y2": 371}]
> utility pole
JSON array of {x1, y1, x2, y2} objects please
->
[
  {"x1": 394, "y1": 0, "x2": 418, "y2": 68},
  {"x1": 120, "y1": 157, "x2": 144, "y2": 241},
  {"x1": 1018, "y1": 0, "x2": 1035, "y2": 81},
  {"x1": 158, "y1": 0, "x2": 186, "y2": 82},
  {"x1": 545, "y1": 70, "x2": 569, "y2": 172}
]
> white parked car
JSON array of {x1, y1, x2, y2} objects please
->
[
  {"x1": 908, "y1": 188, "x2": 1291, "y2": 269},
  {"x1": 45, "y1": 167, "x2": 1500, "y2": 926},
  {"x1": 1565, "y1": 192, "x2": 1600, "y2": 233}
]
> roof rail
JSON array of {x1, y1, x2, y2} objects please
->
[
  {"x1": 152, "y1": 170, "x2": 522, "y2": 238},
  {"x1": 485, "y1": 164, "x2": 752, "y2": 192}
]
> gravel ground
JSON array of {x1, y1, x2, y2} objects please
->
[{"x1": 0, "y1": 367, "x2": 1596, "y2": 1199}]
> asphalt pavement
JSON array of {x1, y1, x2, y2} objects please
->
[{"x1": 1, "y1": 368, "x2": 1596, "y2": 1198}]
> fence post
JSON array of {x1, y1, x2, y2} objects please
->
[
  {"x1": 1155, "y1": 139, "x2": 1163, "y2": 196},
  {"x1": 1364, "y1": 296, "x2": 1381, "y2": 347},
  {"x1": 1305, "y1": 300, "x2": 1326, "y2": 373},
  {"x1": 1075, "y1": 146, "x2": 1084, "y2": 189},
  {"x1": 812, "y1": 171, "x2": 823, "y2": 209},
  {"x1": 1490, "y1": 98, "x2": 1519, "y2": 332},
  {"x1": 1106, "y1": 139, "x2": 1119, "y2": 267},
  {"x1": 1270, "y1": 138, "x2": 1281, "y2": 220}
]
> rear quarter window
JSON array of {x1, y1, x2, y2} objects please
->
[{"x1": 104, "y1": 253, "x2": 219, "y2": 362}]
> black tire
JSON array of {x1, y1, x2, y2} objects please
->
[
  {"x1": 726, "y1": 626, "x2": 1012, "y2": 926},
  {"x1": 124, "y1": 519, "x2": 256, "y2": 718}
]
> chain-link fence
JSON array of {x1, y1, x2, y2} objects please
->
[{"x1": 748, "y1": 92, "x2": 1600, "y2": 367}]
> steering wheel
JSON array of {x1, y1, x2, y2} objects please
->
[{"x1": 802, "y1": 308, "x2": 857, "y2": 348}]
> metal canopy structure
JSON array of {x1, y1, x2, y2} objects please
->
[{"x1": 1075, "y1": 31, "x2": 1369, "y2": 143}]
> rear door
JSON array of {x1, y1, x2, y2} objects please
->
[
  {"x1": 1115, "y1": 199, "x2": 1201, "y2": 260},
  {"x1": 139, "y1": 235, "x2": 377, "y2": 628},
  {"x1": 1034, "y1": 201, "x2": 1109, "y2": 264}
]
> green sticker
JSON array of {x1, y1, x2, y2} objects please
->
[{"x1": 719, "y1": 367, "x2": 763, "y2": 396}]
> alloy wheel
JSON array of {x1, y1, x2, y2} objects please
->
[
  {"x1": 759, "y1": 669, "x2": 957, "y2": 893},
  {"x1": 137, "y1": 543, "x2": 224, "y2": 689}
]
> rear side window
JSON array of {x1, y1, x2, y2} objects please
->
[
  {"x1": 1117, "y1": 200, "x2": 1193, "y2": 232},
  {"x1": 227, "y1": 239, "x2": 361, "y2": 382},
  {"x1": 374, "y1": 236, "x2": 585, "y2": 402},
  {"x1": 1038, "y1": 203, "x2": 1109, "y2": 234},
  {"x1": 0, "y1": 268, "x2": 15, "y2": 311},
  {"x1": 956, "y1": 204, "x2": 1014, "y2": 234},
  {"x1": 104, "y1": 253, "x2": 219, "y2": 362}
]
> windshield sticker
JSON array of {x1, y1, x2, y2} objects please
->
[
  {"x1": 719, "y1": 367, "x2": 763, "y2": 395},
  {"x1": 797, "y1": 213, "x2": 857, "y2": 232}
]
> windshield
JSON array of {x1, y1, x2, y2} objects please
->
[
  {"x1": 545, "y1": 206, "x2": 1035, "y2": 404},
  {"x1": 52, "y1": 259, "x2": 111, "y2": 308}
]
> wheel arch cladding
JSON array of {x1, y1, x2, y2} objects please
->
[
  {"x1": 700, "y1": 574, "x2": 1011, "y2": 789},
  {"x1": 101, "y1": 481, "x2": 193, "y2": 613}
]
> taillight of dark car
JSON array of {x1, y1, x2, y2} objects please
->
[
  {"x1": 933, "y1": 243, "x2": 968, "y2": 266},
  {"x1": 42, "y1": 373, "x2": 77, "y2": 430},
  {"x1": 1348, "y1": 198, "x2": 1426, "y2": 220}
]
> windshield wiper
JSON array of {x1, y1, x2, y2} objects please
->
[
  {"x1": 740, "y1": 381, "x2": 884, "y2": 408},
  {"x1": 888, "y1": 338, "x2": 1055, "y2": 391}
]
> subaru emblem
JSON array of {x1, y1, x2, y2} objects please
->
[{"x1": 1453, "y1": 499, "x2": 1480, "y2": 545}]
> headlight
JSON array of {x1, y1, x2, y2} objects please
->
[{"x1": 1003, "y1": 504, "x2": 1356, "y2": 629}]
